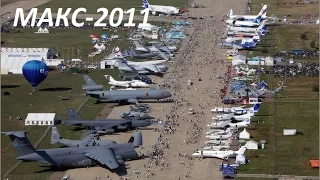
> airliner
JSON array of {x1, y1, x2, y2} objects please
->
[
  {"x1": 141, "y1": 0, "x2": 181, "y2": 16},
  {"x1": 227, "y1": 20, "x2": 267, "y2": 32},
  {"x1": 226, "y1": 5, "x2": 267, "y2": 27},
  {"x1": 227, "y1": 5, "x2": 268, "y2": 21},
  {"x1": 192, "y1": 146, "x2": 247, "y2": 159}
]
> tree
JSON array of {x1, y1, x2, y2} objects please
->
[
  {"x1": 312, "y1": 85, "x2": 319, "y2": 92},
  {"x1": 300, "y1": 33, "x2": 307, "y2": 40},
  {"x1": 310, "y1": 40, "x2": 316, "y2": 49}
]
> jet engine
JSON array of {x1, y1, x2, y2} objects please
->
[
  {"x1": 152, "y1": 11, "x2": 158, "y2": 15},
  {"x1": 117, "y1": 125, "x2": 128, "y2": 130},
  {"x1": 82, "y1": 85, "x2": 103, "y2": 91},
  {"x1": 128, "y1": 99, "x2": 137, "y2": 104},
  {"x1": 115, "y1": 156, "x2": 125, "y2": 165}
]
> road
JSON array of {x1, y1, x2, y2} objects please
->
[{"x1": 237, "y1": 174, "x2": 320, "y2": 179}]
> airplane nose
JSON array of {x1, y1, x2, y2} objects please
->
[{"x1": 165, "y1": 91, "x2": 172, "y2": 98}]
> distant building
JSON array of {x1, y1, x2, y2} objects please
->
[
  {"x1": 1, "y1": 48, "x2": 63, "y2": 74},
  {"x1": 24, "y1": 113, "x2": 56, "y2": 126}
]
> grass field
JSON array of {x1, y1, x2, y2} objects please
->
[
  {"x1": 250, "y1": 0, "x2": 319, "y2": 18},
  {"x1": 2, "y1": 0, "x2": 21, "y2": 6},
  {"x1": 237, "y1": 0, "x2": 320, "y2": 177},
  {"x1": 1, "y1": 28, "x2": 132, "y2": 60},
  {"x1": 36, "y1": 0, "x2": 188, "y2": 13},
  {"x1": 1, "y1": 69, "x2": 119, "y2": 179},
  {"x1": 246, "y1": 0, "x2": 319, "y2": 57}
]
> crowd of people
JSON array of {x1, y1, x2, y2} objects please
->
[{"x1": 117, "y1": 17, "x2": 231, "y2": 180}]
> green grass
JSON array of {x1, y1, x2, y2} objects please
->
[
  {"x1": 250, "y1": 0, "x2": 319, "y2": 18},
  {"x1": 238, "y1": 101, "x2": 319, "y2": 176},
  {"x1": 36, "y1": 0, "x2": 188, "y2": 13},
  {"x1": 237, "y1": 71, "x2": 319, "y2": 176},
  {"x1": 2, "y1": 0, "x2": 21, "y2": 6},
  {"x1": 246, "y1": 0, "x2": 319, "y2": 57},
  {"x1": 238, "y1": 2, "x2": 319, "y2": 175},
  {"x1": 261, "y1": 74, "x2": 319, "y2": 101},
  {"x1": 237, "y1": 178, "x2": 270, "y2": 180},
  {"x1": 1, "y1": 28, "x2": 131, "y2": 60},
  {"x1": 2, "y1": 21, "x2": 171, "y2": 60},
  {"x1": 1, "y1": 69, "x2": 119, "y2": 179}
]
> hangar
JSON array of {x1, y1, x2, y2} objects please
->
[
  {"x1": 24, "y1": 113, "x2": 56, "y2": 126},
  {"x1": 1, "y1": 48, "x2": 63, "y2": 74}
]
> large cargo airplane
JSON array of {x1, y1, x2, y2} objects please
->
[
  {"x1": 227, "y1": 5, "x2": 268, "y2": 21},
  {"x1": 141, "y1": 0, "x2": 181, "y2": 15}
]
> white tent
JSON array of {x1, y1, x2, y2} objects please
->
[
  {"x1": 35, "y1": 27, "x2": 49, "y2": 33},
  {"x1": 239, "y1": 128, "x2": 250, "y2": 139},
  {"x1": 25, "y1": 113, "x2": 56, "y2": 126},
  {"x1": 232, "y1": 55, "x2": 246, "y2": 66},
  {"x1": 236, "y1": 154, "x2": 246, "y2": 164},
  {"x1": 283, "y1": 129, "x2": 296, "y2": 135},
  {"x1": 265, "y1": 56, "x2": 274, "y2": 66},
  {"x1": 245, "y1": 140, "x2": 258, "y2": 150}
]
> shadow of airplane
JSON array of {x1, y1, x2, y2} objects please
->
[
  {"x1": 39, "y1": 87, "x2": 72, "y2": 91},
  {"x1": 1, "y1": 85, "x2": 20, "y2": 89},
  {"x1": 35, "y1": 165, "x2": 129, "y2": 176}
]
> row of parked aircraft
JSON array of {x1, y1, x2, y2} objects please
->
[
  {"x1": 219, "y1": 5, "x2": 271, "y2": 50},
  {"x1": 191, "y1": 103, "x2": 262, "y2": 162}
]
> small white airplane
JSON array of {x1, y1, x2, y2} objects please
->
[
  {"x1": 213, "y1": 111, "x2": 253, "y2": 121},
  {"x1": 207, "y1": 118, "x2": 251, "y2": 129},
  {"x1": 206, "y1": 132, "x2": 233, "y2": 140},
  {"x1": 222, "y1": 35, "x2": 260, "y2": 43},
  {"x1": 191, "y1": 146, "x2": 247, "y2": 159},
  {"x1": 211, "y1": 103, "x2": 261, "y2": 114},
  {"x1": 141, "y1": 0, "x2": 181, "y2": 16},
  {"x1": 105, "y1": 75, "x2": 149, "y2": 88},
  {"x1": 203, "y1": 145, "x2": 230, "y2": 151},
  {"x1": 110, "y1": 86, "x2": 137, "y2": 90},
  {"x1": 205, "y1": 139, "x2": 232, "y2": 146},
  {"x1": 226, "y1": 5, "x2": 268, "y2": 21},
  {"x1": 206, "y1": 127, "x2": 232, "y2": 135}
]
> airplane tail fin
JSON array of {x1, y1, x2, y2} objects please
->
[
  {"x1": 236, "y1": 146, "x2": 247, "y2": 155},
  {"x1": 253, "y1": 103, "x2": 260, "y2": 113},
  {"x1": 82, "y1": 75, "x2": 104, "y2": 91},
  {"x1": 227, "y1": 9, "x2": 233, "y2": 18},
  {"x1": 130, "y1": 106, "x2": 136, "y2": 111},
  {"x1": 105, "y1": 75, "x2": 115, "y2": 82},
  {"x1": 257, "y1": 20, "x2": 266, "y2": 30},
  {"x1": 254, "y1": 15, "x2": 262, "y2": 24},
  {"x1": 68, "y1": 108, "x2": 82, "y2": 121},
  {"x1": 2, "y1": 131, "x2": 36, "y2": 156},
  {"x1": 257, "y1": 5, "x2": 267, "y2": 17},
  {"x1": 51, "y1": 126, "x2": 61, "y2": 144},
  {"x1": 128, "y1": 131, "x2": 143, "y2": 148},
  {"x1": 142, "y1": 0, "x2": 150, "y2": 9}
]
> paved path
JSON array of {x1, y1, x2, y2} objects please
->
[{"x1": 238, "y1": 174, "x2": 319, "y2": 179}]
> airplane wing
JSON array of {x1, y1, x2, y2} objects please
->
[
  {"x1": 143, "y1": 65, "x2": 160, "y2": 73},
  {"x1": 106, "y1": 96, "x2": 138, "y2": 103},
  {"x1": 85, "y1": 148, "x2": 120, "y2": 169},
  {"x1": 157, "y1": 53, "x2": 169, "y2": 60}
]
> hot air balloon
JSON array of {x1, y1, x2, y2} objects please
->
[{"x1": 22, "y1": 60, "x2": 49, "y2": 88}]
